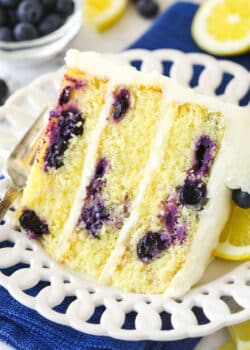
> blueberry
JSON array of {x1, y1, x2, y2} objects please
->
[
  {"x1": 17, "y1": 0, "x2": 43, "y2": 24},
  {"x1": 0, "y1": 8, "x2": 7, "y2": 26},
  {"x1": 112, "y1": 88, "x2": 131, "y2": 122},
  {"x1": 0, "y1": 79, "x2": 9, "y2": 105},
  {"x1": 86, "y1": 158, "x2": 109, "y2": 199},
  {"x1": 41, "y1": 0, "x2": 57, "y2": 12},
  {"x1": 45, "y1": 142, "x2": 65, "y2": 169},
  {"x1": 7, "y1": 9, "x2": 18, "y2": 27},
  {"x1": 87, "y1": 176, "x2": 106, "y2": 199},
  {"x1": 44, "y1": 107, "x2": 84, "y2": 171},
  {"x1": 14, "y1": 23, "x2": 38, "y2": 41},
  {"x1": 19, "y1": 209, "x2": 49, "y2": 238},
  {"x1": 95, "y1": 158, "x2": 108, "y2": 178},
  {"x1": 39, "y1": 13, "x2": 64, "y2": 36},
  {"x1": 136, "y1": 0, "x2": 159, "y2": 19},
  {"x1": 0, "y1": 26, "x2": 13, "y2": 41},
  {"x1": 161, "y1": 197, "x2": 178, "y2": 232},
  {"x1": 59, "y1": 85, "x2": 72, "y2": 105},
  {"x1": 56, "y1": 0, "x2": 74, "y2": 17},
  {"x1": 193, "y1": 135, "x2": 216, "y2": 176},
  {"x1": 137, "y1": 232, "x2": 169, "y2": 263},
  {"x1": 79, "y1": 201, "x2": 110, "y2": 238},
  {"x1": 232, "y1": 189, "x2": 250, "y2": 209},
  {"x1": 0, "y1": 0, "x2": 19, "y2": 7},
  {"x1": 59, "y1": 107, "x2": 84, "y2": 137},
  {"x1": 179, "y1": 180, "x2": 207, "y2": 208},
  {"x1": 175, "y1": 225, "x2": 187, "y2": 243}
]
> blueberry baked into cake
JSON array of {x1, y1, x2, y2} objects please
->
[{"x1": 17, "y1": 50, "x2": 250, "y2": 297}]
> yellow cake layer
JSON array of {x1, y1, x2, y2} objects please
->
[
  {"x1": 17, "y1": 50, "x2": 250, "y2": 297},
  {"x1": 19, "y1": 69, "x2": 109, "y2": 256},
  {"x1": 105, "y1": 103, "x2": 225, "y2": 294},
  {"x1": 61, "y1": 84, "x2": 163, "y2": 278}
]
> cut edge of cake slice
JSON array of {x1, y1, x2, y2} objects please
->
[
  {"x1": 55, "y1": 50, "x2": 171, "y2": 278},
  {"x1": 54, "y1": 81, "x2": 116, "y2": 260},
  {"x1": 17, "y1": 50, "x2": 250, "y2": 298},
  {"x1": 163, "y1": 80, "x2": 250, "y2": 297},
  {"x1": 101, "y1": 77, "x2": 250, "y2": 297},
  {"x1": 18, "y1": 64, "x2": 110, "y2": 257}
]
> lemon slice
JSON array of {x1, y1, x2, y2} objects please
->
[
  {"x1": 229, "y1": 320, "x2": 250, "y2": 350},
  {"x1": 192, "y1": 0, "x2": 250, "y2": 55},
  {"x1": 84, "y1": 0, "x2": 128, "y2": 32},
  {"x1": 213, "y1": 203, "x2": 250, "y2": 260},
  {"x1": 217, "y1": 340, "x2": 235, "y2": 350}
]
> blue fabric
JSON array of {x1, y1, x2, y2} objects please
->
[
  {"x1": 0, "y1": 284, "x2": 203, "y2": 349},
  {"x1": 129, "y1": 2, "x2": 250, "y2": 107},
  {"x1": 3, "y1": 2, "x2": 247, "y2": 349},
  {"x1": 129, "y1": 1, "x2": 250, "y2": 71},
  {"x1": 0, "y1": 281, "x2": 205, "y2": 350}
]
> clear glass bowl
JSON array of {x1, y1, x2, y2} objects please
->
[{"x1": 0, "y1": 0, "x2": 82, "y2": 62}]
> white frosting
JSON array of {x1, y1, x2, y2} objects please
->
[
  {"x1": 165, "y1": 118, "x2": 231, "y2": 297},
  {"x1": 66, "y1": 49, "x2": 166, "y2": 86},
  {"x1": 56, "y1": 84, "x2": 115, "y2": 259},
  {"x1": 159, "y1": 79, "x2": 250, "y2": 297},
  {"x1": 163, "y1": 79, "x2": 250, "y2": 193},
  {"x1": 100, "y1": 82, "x2": 174, "y2": 281},
  {"x1": 60, "y1": 50, "x2": 250, "y2": 297}
]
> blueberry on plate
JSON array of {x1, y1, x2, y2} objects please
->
[
  {"x1": 0, "y1": 8, "x2": 7, "y2": 26},
  {"x1": 0, "y1": 79, "x2": 9, "y2": 106},
  {"x1": 17, "y1": 0, "x2": 43, "y2": 24},
  {"x1": 0, "y1": 0, "x2": 19, "y2": 7},
  {"x1": 136, "y1": 0, "x2": 159, "y2": 19},
  {"x1": 14, "y1": 22, "x2": 38, "y2": 41},
  {"x1": 232, "y1": 189, "x2": 250, "y2": 209},
  {"x1": 0, "y1": 26, "x2": 13, "y2": 41},
  {"x1": 56, "y1": 0, "x2": 74, "y2": 17},
  {"x1": 39, "y1": 13, "x2": 64, "y2": 36}
]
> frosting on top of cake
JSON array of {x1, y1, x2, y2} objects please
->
[
  {"x1": 54, "y1": 50, "x2": 250, "y2": 296},
  {"x1": 66, "y1": 49, "x2": 167, "y2": 86}
]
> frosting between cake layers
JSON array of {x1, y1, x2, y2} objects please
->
[
  {"x1": 100, "y1": 83, "x2": 176, "y2": 281},
  {"x1": 55, "y1": 50, "x2": 249, "y2": 297},
  {"x1": 163, "y1": 79, "x2": 250, "y2": 194},
  {"x1": 62, "y1": 50, "x2": 250, "y2": 297},
  {"x1": 55, "y1": 83, "x2": 116, "y2": 259},
  {"x1": 158, "y1": 79, "x2": 250, "y2": 297}
]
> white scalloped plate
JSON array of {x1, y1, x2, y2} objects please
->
[{"x1": 0, "y1": 49, "x2": 249, "y2": 341}]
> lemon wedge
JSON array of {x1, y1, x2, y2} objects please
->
[
  {"x1": 83, "y1": 0, "x2": 128, "y2": 32},
  {"x1": 229, "y1": 320, "x2": 250, "y2": 350},
  {"x1": 213, "y1": 203, "x2": 250, "y2": 261},
  {"x1": 192, "y1": 0, "x2": 250, "y2": 55}
]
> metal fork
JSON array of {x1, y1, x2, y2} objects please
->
[{"x1": 0, "y1": 108, "x2": 47, "y2": 221}]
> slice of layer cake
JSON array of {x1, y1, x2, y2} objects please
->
[
  {"x1": 60, "y1": 82, "x2": 163, "y2": 278},
  {"x1": 101, "y1": 101, "x2": 226, "y2": 294},
  {"x1": 17, "y1": 50, "x2": 250, "y2": 297},
  {"x1": 18, "y1": 65, "x2": 109, "y2": 256}
]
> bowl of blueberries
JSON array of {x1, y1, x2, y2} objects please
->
[{"x1": 0, "y1": 0, "x2": 82, "y2": 61}]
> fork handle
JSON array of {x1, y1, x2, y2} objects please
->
[{"x1": 0, "y1": 186, "x2": 20, "y2": 221}]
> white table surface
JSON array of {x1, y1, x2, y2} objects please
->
[{"x1": 0, "y1": 0, "x2": 232, "y2": 348}]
